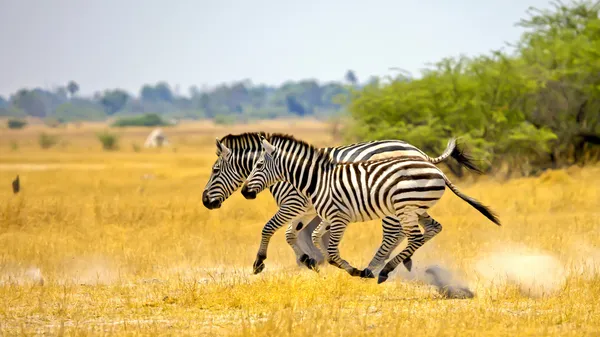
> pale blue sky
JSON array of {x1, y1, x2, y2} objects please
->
[{"x1": 0, "y1": 0, "x2": 552, "y2": 97}]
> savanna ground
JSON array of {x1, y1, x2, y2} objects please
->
[{"x1": 1, "y1": 119, "x2": 599, "y2": 336}]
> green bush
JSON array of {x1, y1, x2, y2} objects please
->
[
  {"x1": 111, "y1": 113, "x2": 168, "y2": 127},
  {"x1": 213, "y1": 114, "x2": 237, "y2": 125},
  {"x1": 7, "y1": 119, "x2": 27, "y2": 129},
  {"x1": 345, "y1": 1, "x2": 600, "y2": 176},
  {"x1": 96, "y1": 131, "x2": 119, "y2": 150},
  {"x1": 39, "y1": 132, "x2": 59, "y2": 149}
]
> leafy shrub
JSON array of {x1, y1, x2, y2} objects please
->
[
  {"x1": 96, "y1": 131, "x2": 119, "y2": 150},
  {"x1": 112, "y1": 113, "x2": 168, "y2": 127},
  {"x1": 213, "y1": 114, "x2": 236, "y2": 125},
  {"x1": 45, "y1": 117, "x2": 66, "y2": 128},
  {"x1": 7, "y1": 119, "x2": 27, "y2": 129},
  {"x1": 38, "y1": 132, "x2": 59, "y2": 149}
]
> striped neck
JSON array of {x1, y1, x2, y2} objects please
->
[{"x1": 268, "y1": 135, "x2": 335, "y2": 199}]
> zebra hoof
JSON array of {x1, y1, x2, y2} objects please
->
[
  {"x1": 360, "y1": 268, "x2": 375, "y2": 279},
  {"x1": 253, "y1": 262, "x2": 265, "y2": 274},
  {"x1": 403, "y1": 258, "x2": 413, "y2": 272},
  {"x1": 350, "y1": 268, "x2": 362, "y2": 277},
  {"x1": 253, "y1": 257, "x2": 266, "y2": 274},
  {"x1": 300, "y1": 254, "x2": 319, "y2": 272},
  {"x1": 377, "y1": 271, "x2": 390, "y2": 284}
]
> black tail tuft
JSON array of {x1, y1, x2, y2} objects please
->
[
  {"x1": 464, "y1": 195, "x2": 501, "y2": 226},
  {"x1": 451, "y1": 140, "x2": 484, "y2": 174}
]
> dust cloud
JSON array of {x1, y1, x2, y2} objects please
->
[
  {"x1": 0, "y1": 263, "x2": 44, "y2": 286},
  {"x1": 474, "y1": 245, "x2": 568, "y2": 298},
  {"x1": 58, "y1": 255, "x2": 121, "y2": 285},
  {"x1": 384, "y1": 240, "x2": 600, "y2": 299}
]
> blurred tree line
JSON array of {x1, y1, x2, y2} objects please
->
[
  {"x1": 346, "y1": 1, "x2": 600, "y2": 176},
  {"x1": 0, "y1": 75, "x2": 356, "y2": 123}
]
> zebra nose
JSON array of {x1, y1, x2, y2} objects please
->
[
  {"x1": 202, "y1": 191, "x2": 222, "y2": 209},
  {"x1": 241, "y1": 184, "x2": 257, "y2": 200}
]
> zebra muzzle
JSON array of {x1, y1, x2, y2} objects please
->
[
  {"x1": 202, "y1": 191, "x2": 222, "y2": 209},
  {"x1": 241, "y1": 184, "x2": 257, "y2": 199}
]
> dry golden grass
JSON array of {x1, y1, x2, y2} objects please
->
[{"x1": 1, "y1": 120, "x2": 599, "y2": 336}]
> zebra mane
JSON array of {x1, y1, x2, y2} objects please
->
[
  {"x1": 268, "y1": 133, "x2": 333, "y2": 163},
  {"x1": 218, "y1": 132, "x2": 332, "y2": 163},
  {"x1": 219, "y1": 132, "x2": 270, "y2": 151}
]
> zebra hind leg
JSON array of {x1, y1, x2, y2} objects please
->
[
  {"x1": 378, "y1": 209, "x2": 424, "y2": 284},
  {"x1": 419, "y1": 212, "x2": 443, "y2": 244},
  {"x1": 286, "y1": 215, "x2": 321, "y2": 271},
  {"x1": 361, "y1": 216, "x2": 405, "y2": 279}
]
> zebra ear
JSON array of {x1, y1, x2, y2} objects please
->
[
  {"x1": 261, "y1": 138, "x2": 276, "y2": 155},
  {"x1": 215, "y1": 138, "x2": 231, "y2": 158}
]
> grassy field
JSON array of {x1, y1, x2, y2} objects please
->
[{"x1": 1, "y1": 120, "x2": 599, "y2": 336}]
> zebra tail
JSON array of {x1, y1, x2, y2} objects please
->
[
  {"x1": 441, "y1": 173, "x2": 501, "y2": 226},
  {"x1": 430, "y1": 138, "x2": 484, "y2": 174}
]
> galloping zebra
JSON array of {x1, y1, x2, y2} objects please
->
[
  {"x1": 241, "y1": 135, "x2": 501, "y2": 283},
  {"x1": 202, "y1": 132, "x2": 482, "y2": 275}
]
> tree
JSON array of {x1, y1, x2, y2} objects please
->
[
  {"x1": 285, "y1": 95, "x2": 306, "y2": 116},
  {"x1": 100, "y1": 89, "x2": 130, "y2": 115},
  {"x1": 344, "y1": 0, "x2": 600, "y2": 175},
  {"x1": 67, "y1": 81, "x2": 80, "y2": 97},
  {"x1": 141, "y1": 82, "x2": 173, "y2": 102},
  {"x1": 345, "y1": 70, "x2": 358, "y2": 85},
  {"x1": 11, "y1": 89, "x2": 51, "y2": 117}
]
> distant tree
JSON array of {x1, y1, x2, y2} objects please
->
[
  {"x1": 285, "y1": 95, "x2": 306, "y2": 116},
  {"x1": 141, "y1": 82, "x2": 173, "y2": 102},
  {"x1": 67, "y1": 81, "x2": 80, "y2": 97},
  {"x1": 54, "y1": 87, "x2": 68, "y2": 101},
  {"x1": 11, "y1": 89, "x2": 50, "y2": 117},
  {"x1": 0, "y1": 95, "x2": 7, "y2": 108},
  {"x1": 345, "y1": 70, "x2": 358, "y2": 85},
  {"x1": 188, "y1": 85, "x2": 200, "y2": 98},
  {"x1": 100, "y1": 89, "x2": 129, "y2": 115}
]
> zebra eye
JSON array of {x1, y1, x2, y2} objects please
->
[
  {"x1": 212, "y1": 166, "x2": 220, "y2": 174},
  {"x1": 256, "y1": 162, "x2": 264, "y2": 169}
]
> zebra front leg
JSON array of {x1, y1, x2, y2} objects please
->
[
  {"x1": 253, "y1": 207, "x2": 300, "y2": 274},
  {"x1": 378, "y1": 210, "x2": 424, "y2": 284},
  {"x1": 319, "y1": 219, "x2": 363, "y2": 277},
  {"x1": 362, "y1": 216, "x2": 405, "y2": 278}
]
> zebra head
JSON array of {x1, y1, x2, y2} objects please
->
[
  {"x1": 202, "y1": 138, "x2": 248, "y2": 209},
  {"x1": 241, "y1": 137, "x2": 282, "y2": 200}
]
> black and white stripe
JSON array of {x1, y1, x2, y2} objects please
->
[
  {"x1": 241, "y1": 135, "x2": 501, "y2": 283},
  {"x1": 203, "y1": 132, "x2": 479, "y2": 275}
]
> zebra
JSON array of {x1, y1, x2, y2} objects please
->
[
  {"x1": 240, "y1": 135, "x2": 501, "y2": 283},
  {"x1": 202, "y1": 132, "x2": 483, "y2": 275}
]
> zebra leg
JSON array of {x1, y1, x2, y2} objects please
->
[
  {"x1": 310, "y1": 220, "x2": 332, "y2": 273},
  {"x1": 419, "y1": 212, "x2": 443, "y2": 244},
  {"x1": 296, "y1": 215, "x2": 330, "y2": 266},
  {"x1": 320, "y1": 219, "x2": 364, "y2": 278},
  {"x1": 285, "y1": 212, "x2": 321, "y2": 271},
  {"x1": 378, "y1": 209, "x2": 424, "y2": 284},
  {"x1": 362, "y1": 216, "x2": 406, "y2": 278},
  {"x1": 253, "y1": 206, "x2": 303, "y2": 274}
]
